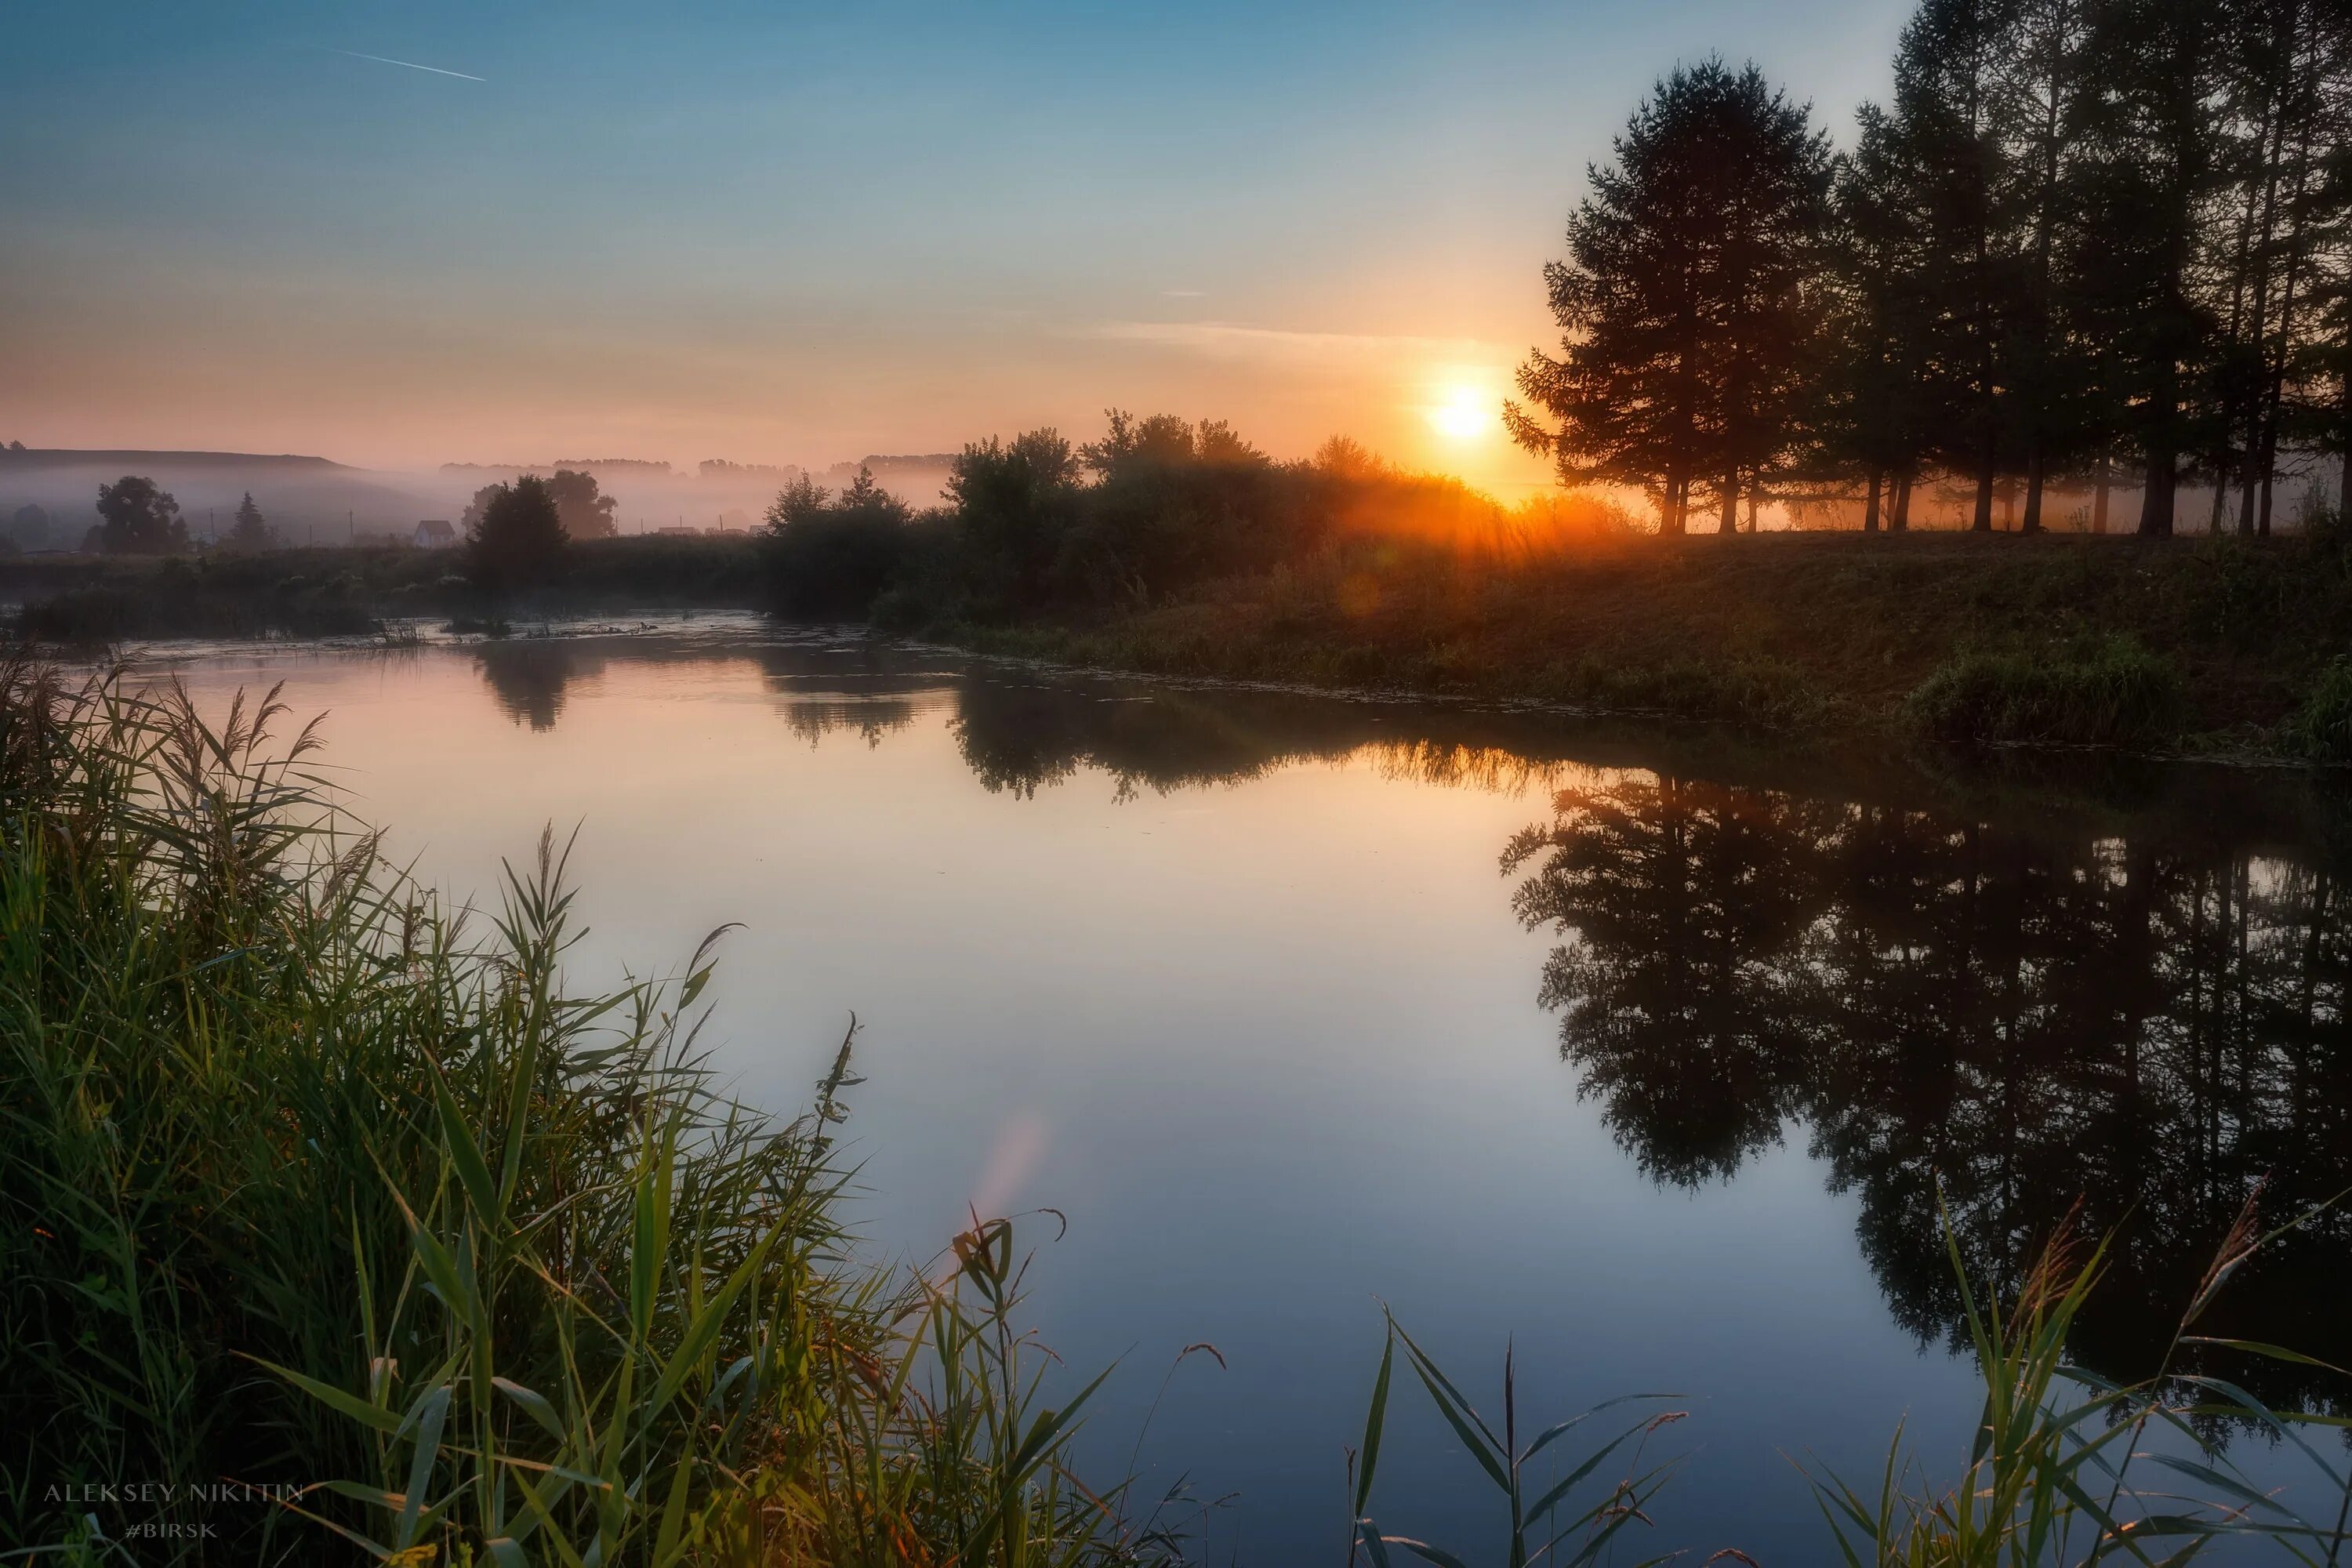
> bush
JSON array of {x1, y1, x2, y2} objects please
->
[
  {"x1": 757, "y1": 469, "x2": 919, "y2": 617},
  {"x1": 1904, "y1": 635, "x2": 2183, "y2": 747},
  {"x1": 2281, "y1": 655, "x2": 2352, "y2": 761}
]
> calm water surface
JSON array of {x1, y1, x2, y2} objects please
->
[{"x1": 153, "y1": 619, "x2": 2352, "y2": 1563}]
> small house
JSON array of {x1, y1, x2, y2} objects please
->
[{"x1": 413, "y1": 519, "x2": 457, "y2": 549}]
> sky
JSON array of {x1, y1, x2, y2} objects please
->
[{"x1": 0, "y1": 1, "x2": 1908, "y2": 493}]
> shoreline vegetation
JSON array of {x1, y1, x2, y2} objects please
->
[
  {"x1": 8, "y1": 663, "x2": 2352, "y2": 1565},
  {"x1": 13, "y1": 518, "x2": 2352, "y2": 763}
]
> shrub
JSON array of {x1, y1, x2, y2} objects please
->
[
  {"x1": 758, "y1": 469, "x2": 917, "y2": 617},
  {"x1": 1904, "y1": 636, "x2": 2183, "y2": 747},
  {"x1": 2281, "y1": 655, "x2": 2352, "y2": 762}
]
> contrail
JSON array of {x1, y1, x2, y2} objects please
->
[{"x1": 324, "y1": 47, "x2": 486, "y2": 82}]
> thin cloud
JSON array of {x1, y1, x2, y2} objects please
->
[
  {"x1": 1092, "y1": 319, "x2": 1505, "y2": 368},
  {"x1": 323, "y1": 47, "x2": 487, "y2": 83},
  {"x1": 1160, "y1": 289, "x2": 1207, "y2": 299}
]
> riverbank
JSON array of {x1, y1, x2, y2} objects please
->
[
  {"x1": 921, "y1": 530, "x2": 2352, "y2": 759},
  {"x1": 13, "y1": 528, "x2": 2352, "y2": 761},
  {"x1": 0, "y1": 533, "x2": 764, "y2": 640}
]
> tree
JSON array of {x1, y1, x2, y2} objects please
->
[
  {"x1": 758, "y1": 466, "x2": 916, "y2": 617},
  {"x1": 8, "y1": 503, "x2": 50, "y2": 550},
  {"x1": 2071, "y1": 0, "x2": 2234, "y2": 535},
  {"x1": 465, "y1": 475, "x2": 567, "y2": 592},
  {"x1": 1994, "y1": 0, "x2": 2096, "y2": 532},
  {"x1": 1508, "y1": 60, "x2": 1833, "y2": 535},
  {"x1": 94, "y1": 475, "x2": 190, "y2": 554},
  {"x1": 1816, "y1": 103, "x2": 1947, "y2": 531},
  {"x1": 227, "y1": 492, "x2": 275, "y2": 552},
  {"x1": 947, "y1": 430, "x2": 1084, "y2": 601},
  {"x1": 460, "y1": 482, "x2": 504, "y2": 533},
  {"x1": 1879, "y1": 0, "x2": 2033, "y2": 533},
  {"x1": 543, "y1": 468, "x2": 619, "y2": 539}
]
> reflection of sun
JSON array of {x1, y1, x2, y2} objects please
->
[{"x1": 1428, "y1": 383, "x2": 1493, "y2": 441}]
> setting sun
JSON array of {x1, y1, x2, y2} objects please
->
[{"x1": 1428, "y1": 383, "x2": 1495, "y2": 441}]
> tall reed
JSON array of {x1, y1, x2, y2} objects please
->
[{"x1": 0, "y1": 658, "x2": 1177, "y2": 1565}]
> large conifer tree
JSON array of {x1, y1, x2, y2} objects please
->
[{"x1": 1508, "y1": 60, "x2": 1831, "y2": 535}]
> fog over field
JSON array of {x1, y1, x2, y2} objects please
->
[{"x1": 0, "y1": 445, "x2": 958, "y2": 548}]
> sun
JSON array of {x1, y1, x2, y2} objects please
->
[{"x1": 1428, "y1": 383, "x2": 1494, "y2": 441}]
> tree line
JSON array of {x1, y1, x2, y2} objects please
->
[
  {"x1": 1509, "y1": 0, "x2": 2352, "y2": 537},
  {"x1": 758, "y1": 414, "x2": 1623, "y2": 622}
]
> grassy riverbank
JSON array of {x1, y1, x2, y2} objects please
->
[
  {"x1": 16, "y1": 528, "x2": 2352, "y2": 760},
  {"x1": 0, "y1": 535, "x2": 764, "y2": 641},
  {"x1": 922, "y1": 529, "x2": 2352, "y2": 759}
]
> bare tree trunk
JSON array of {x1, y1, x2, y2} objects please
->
[
  {"x1": 1662, "y1": 466, "x2": 1686, "y2": 536},
  {"x1": 1893, "y1": 470, "x2": 1914, "y2": 532},
  {"x1": 2023, "y1": 442, "x2": 2046, "y2": 534},
  {"x1": 1719, "y1": 470, "x2": 1739, "y2": 535},
  {"x1": 2257, "y1": 13, "x2": 2320, "y2": 541},
  {"x1": 1864, "y1": 469, "x2": 1884, "y2": 533},
  {"x1": 2093, "y1": 456, "x2": 2111, "y2": 533},
  {"x1": 2140, "y1": 443, "x2": 2177, "y2": 537},
  {"x1": 1973, "y1": 450, "x2": 1996, "y2": 532}
]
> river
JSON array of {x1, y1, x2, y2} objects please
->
[{"x1": 151, "y1": 617, "x2": 2352, "y2": 1563}]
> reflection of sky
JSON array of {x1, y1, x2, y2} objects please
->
[
  {"x1": 4, "y1": 0, "x2": 1904, "y2": 489},
  {"x1": 151, "y1": 631, "x2": 2008, "y2": 1562}
]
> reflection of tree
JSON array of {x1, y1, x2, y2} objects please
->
[
  {"x1": 1510, "y1": 777, "x2": 2352, "y2": 1413},
  {"x1": 1503, "y1": 779, "x2": 1839, "y2": 1185},
  {"x1": 784, "y1": 700, "x2": 916, "y2": 749},
  {"x1": 474, "y1": 641, "x2": 604, "y2": 731}
]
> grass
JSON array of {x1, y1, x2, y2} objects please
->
[
  {"x1": 1901, "y1": 636, "x2": 2183, "y2": 747},
  {"x1": 20, "y1": 528, "x2": 2352, "y2": 757},
  {"x1": 928, "y1": 530, "x2": 2352, "y2": 757},
  {"x1": 0, "y1": 659, "x2": 1187, "y2": 1565},
  {"x1": 0, "y1": 535, "x2": 768, "y2": 645},
  {"x1": 1349, "y1": 1196, "x2": 2352, "y2": 1568}
]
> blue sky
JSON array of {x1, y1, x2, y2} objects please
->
[{"x1": 1, "y1": 1, "x2": 1908, "y2": 485}]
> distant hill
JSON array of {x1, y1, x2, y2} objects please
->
[
  {"x1": 0, "y1": 448, "x2": 354, "y2": 472},
  {"x1": 0, "y1": 448, "x2": 434, "y2": 545}
]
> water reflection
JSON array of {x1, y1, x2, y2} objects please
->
[
  {"x1": 474, "y1": 641, "x2": 607, "y2": 731},
  {"x1": 461, "y1": 627, "x2": 2352, "y2": 1415},
  {"x1": 1506, "y1": 776, "x2": 2352, "y2": 1414}
]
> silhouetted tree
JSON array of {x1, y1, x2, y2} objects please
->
[
  {"x1": 94, "y1": 475, "x2": 189, "y2": 554},
  {"x1": 460, "y1": 481, "x2": 503, "y2": 534},
  {"x1": 946, "y1": 429, "x2": 1084, "y2": 603},
  {"x1": 8, "y1": 503, "x2": 50, "y2": 550},
  {"x1": 1510, "y1": 60, "x2": 1833, "y2": 535},
  {"x1": 543, "y1": 468, "x2": 619, "y2": 539},
  {"x1": 757, "y1": 466, "x2": 915, "y2": 617},
  {"x1": 465, "y1": 475, "x2": 566, "y2": 592},
  {"x1": 2071, "y1": 0, "x2": 2234, "y2": 535},
  {"x1": 1817, "y1": 103, "x2": 1947, "y2": 530},
  {"x1": 227, "y1": 492, "x2": 275, "y2": 552},
  {"x1": 1995, "y1": 0, "x2": 2096, "y2": 532}
]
